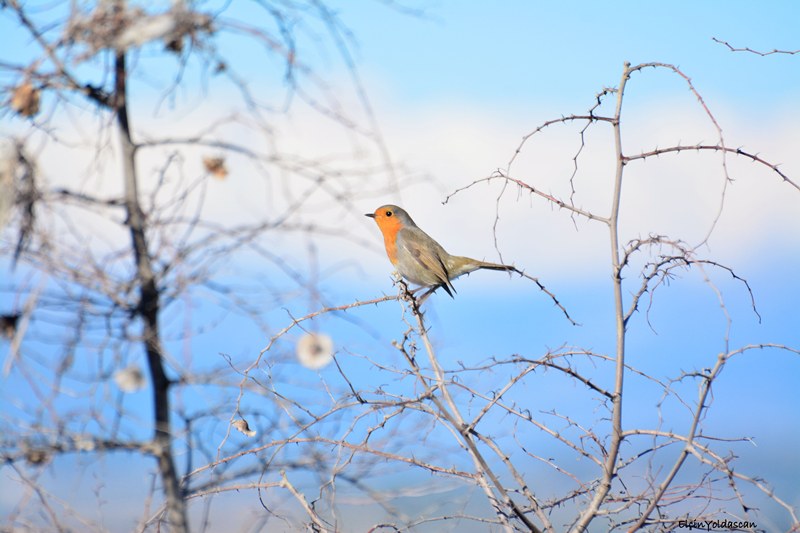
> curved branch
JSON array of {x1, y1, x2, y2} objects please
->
[{"x1": 625, "y1": 144, "x2": 798, "y2": 191}]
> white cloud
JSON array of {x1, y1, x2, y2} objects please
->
[
  {"x1": 10, "y1": 84, "x2": 797, "y2": 287},
  {"x1": 357, "y1": 91, "x2": 800, "y2": 282}
]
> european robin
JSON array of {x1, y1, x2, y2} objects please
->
[{"x1": 366, "y1": 205, "x2": 519, "y2": 299}]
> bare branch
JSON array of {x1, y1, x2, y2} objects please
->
[
  {"x1": 713, "y1": 37, "x2": 800, "y2": 56},
  {"x1": 625, "y1": 144, "x2": 799, "y2": 191}
]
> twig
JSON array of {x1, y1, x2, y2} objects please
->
[{"x1": 712, "y1": 37, "x2": 800, "y2": 56}]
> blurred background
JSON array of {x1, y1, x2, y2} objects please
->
[{"x1": 1, "y1": 1, "x2": 798, "y2": 531}]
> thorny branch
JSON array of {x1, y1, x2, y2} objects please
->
[
  {"x1": 399, "y1": 285, "x2": 548, "y2": 533},
  {"x1": 440, "y1": 60, "x2": 798, "y2": 531},
  {"x1": 712, "y1": 37, "x2": 800, "y2": 56},
  {"x1": 2, "y1": 1, "x2": 408, "y2": 532}
]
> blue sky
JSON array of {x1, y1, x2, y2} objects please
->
[
  {"x1": 333, "y1": 1, "x2": 800, "y2": 104},
  {"x1": 1, "y1": 1, "x2": 799, "y2": 530}
]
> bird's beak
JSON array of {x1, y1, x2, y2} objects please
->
[{"x1": 365, "y1": 213, "x2": 375, "y2": 218}]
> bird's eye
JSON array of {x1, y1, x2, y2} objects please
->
[{"x1": 385, "y1": 210, "x2": 393, "y2": 217}]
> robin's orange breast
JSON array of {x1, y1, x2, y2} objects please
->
[{"x1": 375, "y1": 216, "x2": 403, "y2": 266}]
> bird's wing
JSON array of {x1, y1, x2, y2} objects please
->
[{"x1": 397, "y1": 228, "x2": 456, "y2": 296}]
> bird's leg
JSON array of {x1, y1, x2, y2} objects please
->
[
  {"x1": 393, "y1": 272, "x2": 423, "y2": 298},
  {"x1": 392, "y1": 273, "x2": 431, "y2": 314},
  {"x1": 393, "y1": 278, "x2": 428, "y2": 317},
  {"x1": 395, "y1": 277, "x2": 415, "y2": 301},
  {"x1": 416, "y1": 286, "x2": 437, "y2": 304}
]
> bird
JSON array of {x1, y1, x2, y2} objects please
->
[{"x1": 366, "y1": 205, "x2": 519, "y2": 300}]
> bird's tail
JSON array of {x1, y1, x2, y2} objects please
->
[
  {"x1": 447, "y1": 256, "x2": 520, "y2": 279},
  {"x1": 476, "y1": 261, "x2": 517, "y2": 272}
]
